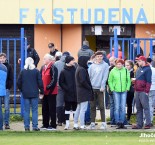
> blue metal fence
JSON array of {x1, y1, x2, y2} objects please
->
[
  {"x1": 110, "y1": 29, "x2": 155, "y2": 60},
  {"x1": 0, "y1": 28, "x2": 27, "y2": 116}
]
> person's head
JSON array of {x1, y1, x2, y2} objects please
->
[
  {"x1": 137, "y1": 56, "x2": 147, "y2": 67},
  {"x1": 43, "y1": 54, "x2": 55, "y2": 65},
  {"x1": 48, "y1": 43, "x2": 55, "y2": 52},
  {"x1": 62, "y1": 51, "x2": 70, "y2": 57},
  {"x1": 24, "y1": 57, "x2": 35, "y2": 70},
  {"x1": 95, "y1": 51, "x2": 103, "y2": 64},
  {"x1": 146, "y1": 58, "x2": 152, "y2": 65},
  {"x1": 83, "y1": 40, "x2": 89, "y2": 47},
  {"x1": 0, "y1": 53, "x2": 7, "y2": 63},
  {"x1": 55, "y1": 51, "x2": 62, "y2": 61},
  {"x1": 125, "y1": 60, "x2": 134, "y2": 71},
  {"x1": 109, "y1": 57, "x2": 116, "y2": 66},
  {"x1": 65, "y1": 56, "x2": 75, "y2": 66},
  {"x1": 115, "y1": 59, "x2": 124, "y2": 69}
]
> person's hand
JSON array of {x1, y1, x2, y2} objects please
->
[
  {"x1": 39, "y1": 94, "x2": 44, "y2": 99},
  {"x1": 18, "y1": 58, "x2": 21, "y2": 64},
  {"x1": 100, "y1": 88, "x2": 104, "y2": 92}
]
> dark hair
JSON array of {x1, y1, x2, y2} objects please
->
[
  {"x1": 0, "y1": 53, "x2": 6, "y2": 58},
  {"x1": 147, "y1": 58, "x2": 152, "y2": 63},
  {"x1": 125, "y1": 60, "x2": 134, "y2": 68},
  {"x1": 95, "y1": 51, "x2": 103, "y2": 56}
]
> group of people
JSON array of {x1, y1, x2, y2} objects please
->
[{"x1": 0, "y1": 40, "x2": 155, "y2": 131}]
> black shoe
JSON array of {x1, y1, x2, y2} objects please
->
[
  {"x1": 25, "y1": 128, "x2": 30, "y2": 131},
  {"x1": 120, "y1": 123, "x2": 127, "y2": 129},
  {"x1": 33, "y1": 128, "x2": 40, "y2": 131},
  {"x1": 85, "y1": 122, "x2": 91, "y2": 125},
  {"x1": 116, "y1": 123, "x2": 121, "y2": 129},
  {"x1": 57, "y1": 123, "x2": 62, "y2": 126},
  {"x1": 40, "y1": 126, "x2": 47, "y2": 130},
  {"x1": 5, "y1": 125, "x2": 10, "y2": 130}
]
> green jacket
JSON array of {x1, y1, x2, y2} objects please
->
[{"x1": 108, "y1": 67, "x2": 131, "y2": 92}]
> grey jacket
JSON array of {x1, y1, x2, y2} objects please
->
[
  {"x1": 88, "y1": 61, "x2": 109, "y2": 90},
  {"x1": 54, "y1": 56, "x2": 66, "y2": 83},
  {"x1": 78, "y1": 45, "x2": 94, "y2": 58}
]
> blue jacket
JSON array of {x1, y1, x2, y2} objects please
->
[
  {"x1": 135, "y1": 65, "x2": 152, "y2": 93},
  {"x1": 0, "y1": 63, "x2": 7, "y2": 96}
]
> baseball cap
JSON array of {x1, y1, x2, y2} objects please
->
[{"x1": 137, "y1": 56, "x2": 146, "y2": 62}]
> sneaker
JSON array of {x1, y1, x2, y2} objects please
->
[
  {"x1": 40, "y1": 126, "x2": 47, "y2": 130},
  {"x1": 85, "y1": 122, "x2": 91, "y2": 125},
  {"x1": 33, "y1": 128, "x2": 40, "y2": 131},
  {"x1": 120, "y1": 123, "x2": 127, "y2": 129},
  {"x1": 100, "y1": 123, "x2": 107, "y2": 130},
  {"x1": 25, "y1": 128, "x2": 30, "y2": 131},
  {"x1": 73, "y1": 127, "x2": 80, "y2": 130},
  {"x1": 47, "y1": 127, "x2": 57, "y2": 131},
  {"x1": 87, "y1": 123, "x2": 95, "y2": 130},
  {"x1": 64, "y1": 126, "x2": 69, "y2": 130},
  {"x1": 80, "y1": 126, "x2": 87, "y2": 130},
  {"x1": 144, "y1": 125, "x2": 150, "y2": 129},
  {"x1": 116, "y1": 123, "x2": 121, "y2": 129},
  {"x1": 5, "y1": 125, "x2": 10, "y2": 130},
  {"x1": 132, "y1": 125, "x2": 142, "y2": 129}
]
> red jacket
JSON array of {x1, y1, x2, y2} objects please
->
[{"x1": 41, "y1": 62, "x2": 58, "y2": 95}]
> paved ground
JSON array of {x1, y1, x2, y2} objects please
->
[{"x1": 4, "y1": 109, "x2": 155, "y2": 132}]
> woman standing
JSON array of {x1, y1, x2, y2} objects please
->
[
  {"x1": 108, "y1": 59, "x2": 131, "y2": 129},
  {"x1": 125, "y1": 60, "x2": 135, "y2": 124},
  {"x1": 17, "y1": 57, "x2": 44, "y2": 131}
]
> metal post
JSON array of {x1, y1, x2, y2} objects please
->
[
  {"x1": 114, "y1": 29, "x2": 118, "y2": 58},
  {"x1": 110, "y1": 37, "x2": 113, "y2": 57},
  {"x1": 20, "y1": 28, "x2": 25, "y2": 117},
  {"x1": 122, "y1": 39, "x2": 125, "y2": 59},
  {"x1": 7, "y1": 40, "x2": 10, "y2": 62},
  {"x1": 13, "y1": 39, "x2": 16, "y2": 114},
  {"x1": 25, "y1": 38, "x2": 27, "y2": 59},
  {"x1": 150, "y1": 39, "x2": 153, "y2": 59},
  {"x1": 129, "y1": 39, "x2": 132, "y2": 60},
  {"x1": 0, "y1": 39, "x2": 2, "y2": 53}
]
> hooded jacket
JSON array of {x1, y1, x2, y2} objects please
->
[
  {"x1": 0, "y1": 63, "x2": 7, "y2": 96},
  {"x1": 59, "y1": 65, "x2": 77, "y2": 102},
  {"x1": 75, "y1": 56, "x2": 93, "y2": 103},
  {"x1": 108, "y1": 67, "x2": 131, "y2": 92},
  {"x1": 3, "y1": 61, "x2": 13, "y2": 90},
  {"x1": 78, "y1": 45, "x2": 94, "y2": 58},
  {"x1": 135, "y1": 65, "x2": 152, "y2": 93}
]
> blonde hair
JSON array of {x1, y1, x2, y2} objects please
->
[{"x1": 24, "y1": 57, "x2": 35, "y2": 70}]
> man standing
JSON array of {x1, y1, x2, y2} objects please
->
[
  {"x1": 40, "y1": 54, "x2": 58, "y2": 130},
  {"x1": 132, "y1": 56, "x2": 152, "y2": 129},
  {"x1": 88, "y1": 51, "x2": 109, "y2": 130},
  {"x1": 48, "y1": 43, "x2": 58, "y2": 57},
  {"x1": 78, "y1": 40, "x2": 94, "y2": 58},
  {"x1": 0, "y1": 53, "x2": 13, "y2": 130},
  {"x1": 0, "y1": 61, "x2": 7, "y2": 130}
]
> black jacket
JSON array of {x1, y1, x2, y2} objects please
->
[
  {"x1": 50, "y1": 49, "x2": 58, "y2": 57},
  {"x1": 17, "y1": 68, "x2": 44, "y2": 99},
  {"x1": 3, "y1": 61, "x2": 13, "y2": 89},
  {"x1": 27, "y1": 48, "x2": 40, "y2": 67},
  {"x1": 76, "y1": 56, "x2": 93, "y2": 103},
  {"x1": 59, "y1": 65, "x2": 77, "y2": 102}
]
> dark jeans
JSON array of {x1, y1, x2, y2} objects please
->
[
  {"x1": 90, "y1": 89, "x2": 105, "y2": 122},
  {"x1": 65, "y1": 101, "x2": 77, "y2": 120},
  {"x1": 85, "y1": 102, "x2": 90, "y2": 123},
  {"x1": 135, "y1": 92, "x2": 151, "y2": 128},
  {"x1": 126, "y1": 91, "x2": 134, "y2": 121},
  {"x1": 42, "y1": 94, "x2": 57, "y2": 128},
  {"x1": 105, "y1": 87, "x2": 110, "y2": 108},
  {"x1": 109, "y1": 94, "x2": 115, "y2": 124}
]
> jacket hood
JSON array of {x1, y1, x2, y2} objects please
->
[
  {"x1": 81, "y1": 45, "x2": 90, "y2": 50},
  {"x1": 64, "y1": 65, "x2": 75, "y2": 71},
  {"x1": 78, "y1": 56, "x2": 90, "y2": 69},
  {"x1": 60, "y1": 56, "x2": 66, "y2": 62}
]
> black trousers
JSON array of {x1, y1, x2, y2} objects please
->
[
  {"x1": 65, "y1": 101, "x2": 77, "y2": 120},
  {"x1": 42, "y1": 94, "x2": 57, "y2": 128},
  {"x1": 57, "y1": 106, "x2": 65, "y2": 123},
  {"x1": 126, "y1": 91, "x2": 134, "y2": 121}
]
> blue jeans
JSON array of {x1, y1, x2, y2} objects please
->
[
  {"x1": 24, "y1": 98, "x2": 38, "y2": 129},
  {"x1": 85, "y1": 102, "x2": 90, "y2": 123},
  {"x1": 113, "y1": 92, "x2": 127, "y2": 124},
  {"x1": 4, "y1": 89, "x2": 10, "y2": 125},
  {"x1": 109, "y1": 94, "x2": 115, "y2": 124},
  {"x1": 0, "y1": 97, "x2": 3, "y2": 130}
]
